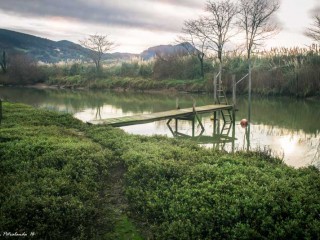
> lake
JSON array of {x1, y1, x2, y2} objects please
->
[{"x1": 1, "y1": 86, "x2": 319, "y2": 169}]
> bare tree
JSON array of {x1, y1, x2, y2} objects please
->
[
  {"x1": 79, "y1": 34, "x2": 115, "y2": 72},
  {"x1": 238, "y1": 0, "x2": 280, "y2": 132},
  {"x1": 179, "y1": 0, "x2": 237, "y2": 80},
  {"x1": 203, "y1": 0, "x2": 238, "y2": 100},
  {"x1": 205, "y1": 0, "x2": 238, "y2": 64},
  {"x1": 8, "y1": 53, "x2": 44, "y2": 84},
  {"x1": 305, "y1": 14, "x2": 320, "y2": 43},
  {"x1": 179, "y1": 18, "x2": 209, "y2": 79},
  {"x1": 238, "y1": 0, "x2": 280, "y2": 59}
]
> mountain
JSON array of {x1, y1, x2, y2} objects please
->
[
  {"x1": 140, "y1": 42, "x2": 196, "y2": 60},
  {"x1": 0, "y1": 29, "x2": 138, "y2": 63},
  {"x1": 0, "y1": 29, "x2": 88, "y2": 62},
  {"x1": 105, "y1": 52, "x2": 139, "y2": 60},
  {"x1": 0, "y1": 29, "x2": 195, "y2": 63}
]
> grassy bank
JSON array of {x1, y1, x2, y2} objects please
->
[
  {"x1": 46, "y1": 76, "x2": 207, "y2": 93},
  {"x1": 1, "y1": 102, "x2": 319, "y2": 239},
  {"x1": 40, "y1": 50, "x2": 320, "y2": 96},
  {"x1": 1, "y1": 46, "x2": 319, "y2": 97}
]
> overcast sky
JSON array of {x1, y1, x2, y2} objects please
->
[{"x1": 0, "y1": 0, "x2": 319, "y2": 53}]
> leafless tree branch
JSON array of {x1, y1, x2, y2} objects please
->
[
  {"x1": 178, "y1": 18, "x2": 210, "y2": 78},
  {"x1": 79, "y1": 34, "x2": 115, "y2": 71},
  {"x1": 204, "y1": 0, "x2": 238, "y2": 63},
  {"x1": 238, "y1": 0, "x2": 280, "y2": 59},
  {"x1": 305, "y1": 14, "x2": 320, "y2": 43}
]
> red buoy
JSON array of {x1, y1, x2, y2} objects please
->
[{"x1": 240, "y1": 119, "x2": 248, "y2": 128}]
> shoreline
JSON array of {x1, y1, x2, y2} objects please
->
[
  {"x1": 26, "y1": 83, "x2": 192, "y2": 94},
  {"x1": 2, "y1": 83, "x2": 319, "y2": 100}
]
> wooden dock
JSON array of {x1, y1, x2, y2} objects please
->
[{"x1": 87, "y1": 104, "x2": 233, "y2": 127}]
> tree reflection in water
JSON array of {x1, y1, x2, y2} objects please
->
[{"x1": 0, "y1": 86, "x2": 319, "y2": 168}]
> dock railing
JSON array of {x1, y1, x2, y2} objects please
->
[
  {"x1": 232, "y1": 73, "x2": 249, "y2": 108},
  {"x1": 213, "y1": 72, "x2": 248, "y2": 108},
  {"x1": 213, "y1": 71, "x2": 221, "y2": 104}
]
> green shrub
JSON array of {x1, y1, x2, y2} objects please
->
[
  {"x1": 0, "y1": 102, "x2": 112, "y2": 239},
  {"x1": 1, "y1": 102, "x2": 320, "y2": 239},
  {"x1": 139, "y1": 63, "x2": 153, "y2": 78},
  {"x1": 125, "y1": 145, "x2": 320, "y2": 239},
  {"x1": 69, "y1": 63, "x2": 82, "y2": 76},
  {"x1": 120, "y1": 62, "x2": 140, "y2": 77},
  {"x1": 86, "y1": 126, "x2": 320, "y2": 240}
]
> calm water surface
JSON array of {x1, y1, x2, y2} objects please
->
[{"x1": 1, "y1": 86, "x2": 319, "y2": 169}]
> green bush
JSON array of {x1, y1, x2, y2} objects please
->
[
  {"x1": 125, "y1": 146, "x2": 320, "y2": 239},
  {"x1": 86, "y1": 127, "x2": 320, "y2": 240},
  {"x1": 1, "y1": 102, "x2": 320, "y2": 239},
  {"x1": 69, "y1": 63, "x2": 82, "y2": 76},
  {"x1": 0, "y1": 102, "x2": 112, "y2": 239},
  {"x1": 139, "y1": 63, "x2": 153, "y2": 78},
  {"x1": 120, "y1": 62, "x2": 140, "y2": 77}
]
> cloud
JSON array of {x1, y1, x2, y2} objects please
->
[
  {"x1": 309, "y1": 0, "x2": 320, "y2": 15},
  {"x1": 144, "y1": 0, "x2": 202, "y2": 8},
  {"x1": 0, "y1": 0, "x2": 204, "y2": 32}
]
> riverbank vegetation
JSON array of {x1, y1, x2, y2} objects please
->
[
  {"x1": 1, "y1": 101, "x2": 320, "y2": 239},
  {"x1": 0, "y1": 45, "x2": 319, "y2": 97}
]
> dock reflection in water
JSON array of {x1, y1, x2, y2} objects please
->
[{"x1": 0, "y1": 86, "x2": 319, "y2": 169}]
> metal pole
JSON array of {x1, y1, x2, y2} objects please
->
[
  {"x1": 219, "y1": 62, "x2": 222, "y2": 88},
  {"x1": 213, "y1": 111, "x2": 217, "y2": 135},
  {"x1": 246, "y1": 125, "x2": 251, "y2": 152},
  {"x1": 232, "y1": 75, "x2": 236, "y2": 124},
  {"x1": 213, "y1": 74, "x2": 217, "y2": 104},
  {"x1": 247, "y1": 57, "x2": 252, "y2": 152},
  {"x1": 192, "y1": 118, "x2": 195, "y2": 137},
  {"x1": 175, "y1": 118, "x2": 178, "y2": 134},
  {"x1": 232, "y1": 74, "x2": 236, "y2": 107},
  {"x1": 232, "y1": 112, "x2": 236, "y2": 153},
  {"x1": 248, "y1": 58, "x2": 252, "y2": 127}
]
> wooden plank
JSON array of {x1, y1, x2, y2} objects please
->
[{"x1": 88, "y1": 104, "x2": 233, "y2": 127}]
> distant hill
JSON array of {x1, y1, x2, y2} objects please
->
[
  {"x1": 0, "y1": 29, "x2": 88, "y2": 63},
  {"x1": 140, "y1": 42, "x2": 196, "y2": 60},
  {"x1": 0, "y1": 29, "x2": 139, "y2": 63},
  {"x1": 105, "y1": 52, "x2": 139, "y2": 60},
  {"x1": 0, "y1": 29, "x2": 195, "y2": 63}
]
